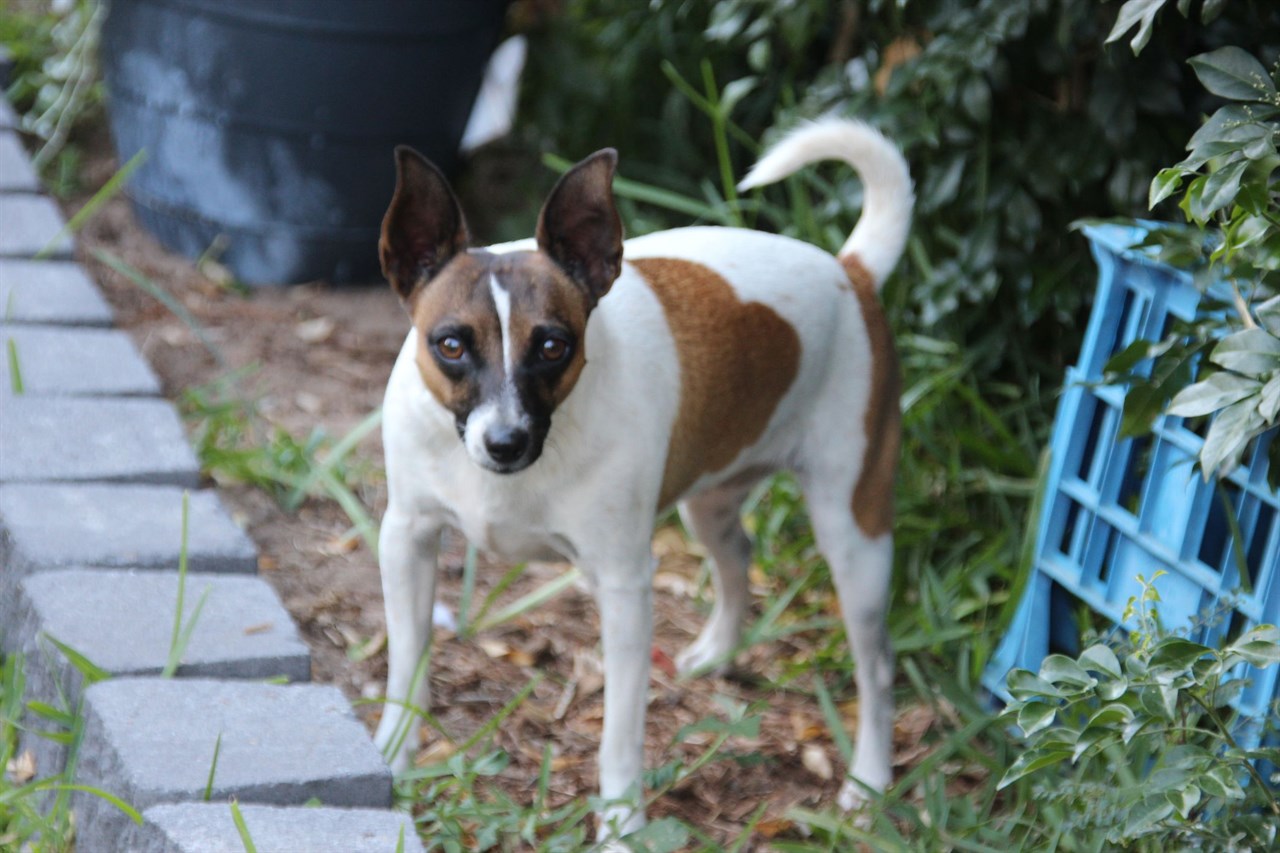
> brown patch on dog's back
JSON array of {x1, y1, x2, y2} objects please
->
[
  {"x1": 841, "y1": 255, "x2": 900, "y2": 537},
  {"x1": 633, "y1": 258, "x2": 800, "y2": 508}
]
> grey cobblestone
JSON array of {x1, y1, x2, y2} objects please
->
[
  {"x1": 10, "y1": 568, "x2": 311, "y2": 778},
  {"x1": 0, "y1": 483, "x2": 254, "y2": 579},
  {"x1": 0, "y1": 397, "x2": 201, "y2": 486},
  {"x1": 0, "y1": 194, "x2": 73, "y2": 258},
  {"x1": 75, "y1": 679, "x2": 392, "y2": 850},
  {"x1": 0, "y1": 483, "x2": 256, "y2": 636},
  {"x1": 127, "y1": 803, "x2": 424, "y2": 853},
  {"x1": 1, "y1": 324, "x2": 161, "y2": 397},
  {"x1": 0, "y1": 93, "x2": 406, "y2": 852},
  {"x1": 0, "y1": 132, "x2": 39, "y2": 192},
  {"x1": 0, "y1": 260, "x2": 113, "y2": 326}
]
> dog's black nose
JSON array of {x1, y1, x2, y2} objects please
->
[{"x1": 484, "y1": 426, "x2": 530, "y2": 465}]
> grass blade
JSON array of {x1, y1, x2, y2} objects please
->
[
  {"x1": 469, "y1": 561, "x2": 528, "y2": 632},
  {"x1": 38, "y1": 781, "x2": 143, "y2": 825},
  {"x1": 543, "y1": 153, "x2": 728, "y2": 222},
  {"x1": 35, "y1": 149, "x2": 147, "y2": 259},
  {"x1": 457, "y1": 543, "x2": 479, "y2": 639},
  {"x1": 284, "y1": 407, "x2": 382, "y2": 509},
  {"x1": 163, "y1": 491, "x2": 193, "y2": 678},
  {"x1": 41, "y1": 634, "x2": 110, "y2": 686},
  {"x1": 471, "y1": 568, "x2": 581, "y2": 634},
  {"x1": 203, "y1": 732, "x2": 222, "y2": 801},
  {"x1": 229, "y1": 798, "x2": 258, "y2": 853},
  {"x1": 6, "y1": 337, "x2": 23, "y2": 394},
  {"x1": 459, "y1": 676, "x2": 540, "y2": 753},
  {"x1": 813, "y1": 673, "x2": 854, "y2": 765},
  {"x1": 91, "y1": 248, "x2": 228, "y2": 369}
]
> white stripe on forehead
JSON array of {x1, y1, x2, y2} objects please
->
[{"x1": 489, "y1": 273, "x2": 514, "y2": 372}]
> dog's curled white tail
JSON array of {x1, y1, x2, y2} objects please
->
[{"x1": 738, "y1": 118, "x2": 914, "y2": 289}]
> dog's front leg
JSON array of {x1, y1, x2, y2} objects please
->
[
  {"x1": 593, "y1": 565, "x2": 655, "y2": 842},
  {"x1": 374, "y1": 506, "x2": 442, "y2": 772}
]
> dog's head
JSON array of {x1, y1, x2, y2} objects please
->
[{"x1": 379, "y1": 147, "x2": 623, "y2": 474}]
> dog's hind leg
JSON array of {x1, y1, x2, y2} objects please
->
[
  {"x1": 804, "y1": 481, "x2": 895, "y2": 807},
  {"x1": 675, "y1": 484, "x2": 755, "y2": 675}
]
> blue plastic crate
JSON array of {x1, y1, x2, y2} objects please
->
[{"x1": 984, "y1": 224, "x2": 1280, "y2": 740}]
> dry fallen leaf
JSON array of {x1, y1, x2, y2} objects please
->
[
  {"x1": 415, "y1": 738, "x2": 457, "y2": 767},
  {"x1": 295, "y1": 316, "x2": 336, "y2": 343},
  {"x1": 790, "y1": 709, "x2": 825, "y2": 743},
  {"x1": 651, "y1": 645, "x2": 678, "y2": 679},
  {"x1": 477, "y1": 638, "x2": 511, "y2": 659},
  {"x1": 653, "y1": 571, "x2": 696, "y2": 598},
  {"x1": 242, "y1": 622, "x2": 273, "y2": 635},
  {"x1": 756, "y1": 817, "x2": 795, "y2": 838},
  {"x1": 6, "y1": 750, "x2": 36, "y2": 784},
  {"x1": 801, "y1": 744, "x2": 834, "y2": 781},
  {"x1": 295, "y1": 391, "x2": 324, "y2": 414},
  {"x1": 320, "y1": 532, "x2": 360, "y2": 556},
  {"x1": 507, "y1": 649, "x2": 536, "y2": 667}
]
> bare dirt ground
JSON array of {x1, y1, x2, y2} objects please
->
[{"x1": 59, "y1": 125, "x2": 942, "y2": 848}]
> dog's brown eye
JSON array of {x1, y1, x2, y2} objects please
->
[
  {"x1": 437, "y1": 336, "x2": 465, "y2": 360},
  {"x1": 540, "y1": 337, "x2": 570, "y2": 362}
]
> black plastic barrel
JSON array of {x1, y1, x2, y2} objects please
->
[{"x1": 101, "y1": 0, "x2": 506, "y2": 285}]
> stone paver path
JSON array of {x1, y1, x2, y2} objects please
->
[{"x1": 0, "y1": 95, "x2": 419, "y2": 852}]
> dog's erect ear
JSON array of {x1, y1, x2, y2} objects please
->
[
  {"x1": 536, "y1": 149, "x2": 623, "y2": 308},
  {"x1": 380, "y1": 146, "x2": 470, "y2": 301}
]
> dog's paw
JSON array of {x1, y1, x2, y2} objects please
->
[
  {"x1": 675, "y1": 629, "x2": 735, "y2": 677},
  {"x1": 595, "y1": 803, "x2": 644, "y2": 848},
  {"x1": 372, "y1": 713, "x2": 417, "y2": 773},
  {"x1": 837, "y1": 767, "x2": 888, "y2": 813}
]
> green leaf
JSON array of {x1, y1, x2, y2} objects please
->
[
  {"x1": 1210, "y1": 328, "x2": 1280, "y2": 376},
  {"x1": 1200, "y1": 0, "x2": 1228, "y2": 23},
  {"x1": 1226, "y1": 624, "x2": 1280, "y2": 666},
  {"x1": 997, "y1": 748, "x2": 1072, "y2": 789},
  {"x1": 1200, "y1": 396, "x2": 1267, "y2": 476},
  {"x1": 1257, "y1": 294, "x2": 1280, "y2": 336},
  {"x1": 1085, "y1": 702, "x2": 1135, "y2": 731},
  {"x1": 1039, "y1": 654, "x2": 1097, "y2": 689},
  {"x1": 1189, "y1": 46, "x2": 1278, "y2": 102},
  {"x1": 1148, "y1": 637, "x2": 1212, "y2": 674},
  {"x1": 1265, "y1": 374, "x2": 1280, "y2": 423},
  {"x1": 625, "y1": 817, "x2": 691, "y2": 852},
  {"x1": 676, "y1": 713, "x2": 761, "y2": 741},
  {"x1": 1071, "y1": 726, "x2": 1113, "y2": 763},
  {"x1": 1167, "y1": 371, "x2": 1262, "y2": 417},
  {"x1": 1120, "y1": 794, "x2": 1175, "y2": 839},
  {"x1": 1006, "y1": 668, "x2": 1066, "y2": 700},
  {"x1": 1106, "y1": 338, "x2": 1157, "y2": 377},
  {"x1": 1105, "y1": 0, "x2": 1168, "y2": 55},
  {"x1": 1016, "y1": 701, "x2": 1058, "y2": 737},
  {"x1": 1079, "y1": 644, "x2": 1122, "y2": 678},
  {"x1": 1196, "y1": 157, "x2": 1248, "y2": 218},
  {"x1": 1148, "y1": 167, "x2": 1184, "y2": 208},
  {"x1": 720, "y1": 77, "x2": 758, "y2": 118},
  {"x1": 1187, "y1": 105, "x2": 1277, "y2": 153},
  {"x1": 1199, "y1": 764, "x2": 1246, "y2": 800}
]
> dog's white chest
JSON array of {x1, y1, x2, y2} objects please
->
[
  {"x1": 454, "y1": 508, "x2": 569, "y2": 564},
  {"x1": 429, "y1": 462, "x2": 576, "y2": 563}
]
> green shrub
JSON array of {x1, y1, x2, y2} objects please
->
[
  {"x1": 999, "y1": 573, "x2": 1280, "y2": 850},
  {"x1": 521, "y1": 0, "x2": 1279, "y2": 368}
]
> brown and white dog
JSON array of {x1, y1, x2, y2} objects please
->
[{"x1": 373, "y1": 118, "x2": 913, "y2": 840}]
